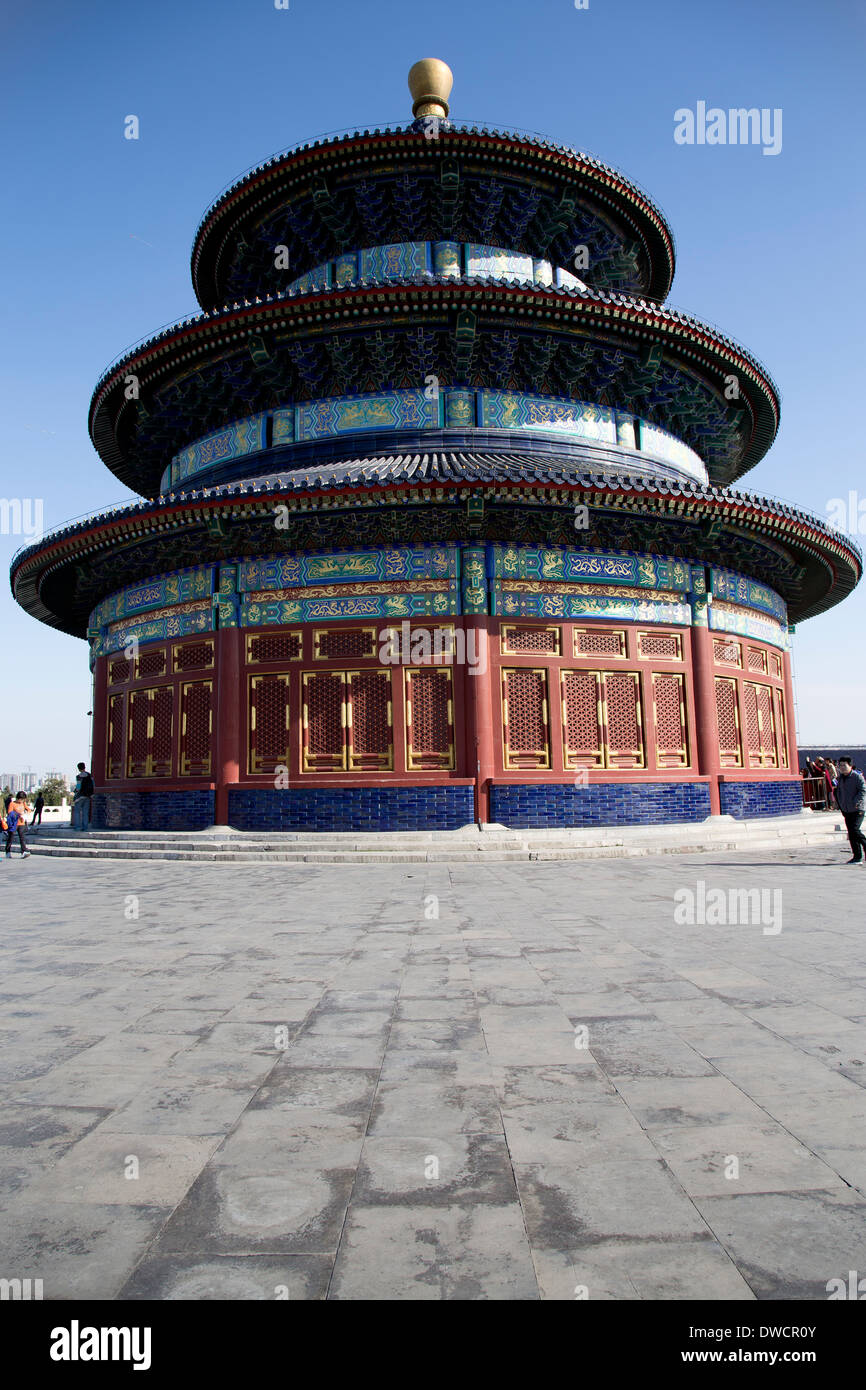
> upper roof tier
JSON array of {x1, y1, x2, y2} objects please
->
[{"x1": 190, "y1": 121, "x2": 676, "y2": 310}]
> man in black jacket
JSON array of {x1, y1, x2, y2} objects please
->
[{"x1": 834, "y1": 757, "x2": 866, "y2": 863}]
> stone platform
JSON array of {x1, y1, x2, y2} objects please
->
[
  {"x1": 25, "y1": 811, "x2": 841, "y2": 863},
  {"x1": 1, "y1": 839, "x2": 865, "y2": 1300}
]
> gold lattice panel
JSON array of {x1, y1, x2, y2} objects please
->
[
  {"x1": 246, "y1": 632, "x2": 302, "y2": 665},
  {"x1": 173, "y1": 640, "x2": 215, "y2": 673},
  {"x1": 108, "y1": 658, "x2": 130, "y2": 686},
  {"x1": 127, "y1": 685, "x2": 174, "y2": 778},
  {"x1": 573, "y1": 627, "x2": 627, "y2": 659},
  {"x1": 713, "y1": 638, "x2": 742, "y2": 667},
  {"x1": 249, "y1": 674, "x2": 292, "y2": 774},
  {"x1": 314, "y1": 627, "x2": 377, "y2": 660},
  {"x1": 405, "y1": 668, "x2": 455, "y2": 770},
  {"x1": 302, "y1": 671, "x2": 345, "y2": 771},
  {"x1": 348, "y1": 670, "x2": 393, "y2": 771},
  {"x1": 561, "y1": 669, "x2": 604, "y2": 769},
  {"x1": 501, "y1": 625, "x2": 561, "y2": 656},
  {"x1": 774, "y1": 688, "x2": 789, "y2": 767},
  {"x1": 747, "y1": 646, "x2": 768, "y2": 674},
  {"x1": 637, "y1": 631, "x2": 682, "y2": 662},
  {"x1": 652, "y1": 672, "x2": 689, "y2": 767},
  {"x1": 107, "y1": 693, "x2": 124, "y2": 780},
  {"x1": 502, "y1": 668, "x2": 550, "y2": 769},
  {"x1": 180, "y1": 681, "x2": 213, "y2": 776},
  {"x1": 604, "y1": 672, "x2": 645, "y2": 769},
  {"x1": 769, "y1": 651, "x2": 783, "y2": 679},
  {"x1": 381, "y1": 625, "x2": 456, "y2": 664},
  {"x1": 743, "y1": 681, "x2": 778, "y2": 768},
  {"x1": 136, "y1": 649, "x2": 167, "y2": 680},
  {"x1": 715, "y1": 676, "x2": 742, "y2": 767}
]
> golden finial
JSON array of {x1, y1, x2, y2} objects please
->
[{"x1": 408, "y1": 58, "x2": 453, "y2": 119}]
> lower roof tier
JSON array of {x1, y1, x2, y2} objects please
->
[{"x1": 11, "y1": 452, "x2": 859, "y2": 637}]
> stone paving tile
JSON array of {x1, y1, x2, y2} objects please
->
[
  {"x1": 692, "y1": 1189, "x2": 866, "y2": 1299},
  {"x1": 0, "y1": 1201, "x2": 171, "y2": 1299},
  {"x1": 2, "y1": 849, "x2": 866, "y2": 1300},
  {"x1": 516, "y1": 1158, "x2": 709, "y2": 1245},
  {"x1": 19, "y1": 1131, "x2": 221, "y2": 1207},
  {"x1": 329, "y1": 1205, "x2": 538, "y2": 1300},
  {"x1": 119, "y1": 1253, "x2": 333, "y2": 1300},
  {"x1": 532, "y1": 1237, "x2": 755, "y2": 1300},
  {"x1": 152, "y1": 1164, "x2": 357, "y2": 1256},
  {"x1": 98, "y1": 1080, "x2": 262, "y2": 1136},
  {"x1": 647, "y1": 1121, "x2": 846, "y2": 1197}
]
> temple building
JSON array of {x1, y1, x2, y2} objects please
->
[{"x1": 11, "y1": 60, "x2": 861, "y2": 832}]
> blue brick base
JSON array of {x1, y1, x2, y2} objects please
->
[
  {"x1": 719, "y1": 780, "x2": 804, "y2": 819},
  {"x1": 490, "y1": 781, "x2": 712, "y2": 829},
  {"x1": 91, "y1": 790, "x2": 215, "y2": 831},
  {"x1": 228, "y1": 785, "x2": 475, "y2": 832}
]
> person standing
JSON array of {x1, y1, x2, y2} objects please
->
[
  {"x1": 71, "y1": 762, "x2": 94, "y2": 830},
  {"x1": 31, "y1": 790, "x2": 45, "y2": 832},
  {"x1": 834, "y1": 757, "x2": 866, "y2": 863},
  {"x1": 4, "y1": 793, "x2": 31, "y2": 858}
]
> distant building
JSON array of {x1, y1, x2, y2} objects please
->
[{"x1": 0, "y1": 772, "x2": 40, "y2": 793}]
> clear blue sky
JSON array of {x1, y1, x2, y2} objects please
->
[{"x1": 2, "y1": 0, "x2": 864, "y2": 776}]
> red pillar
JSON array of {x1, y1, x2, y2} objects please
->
[
  {"x1": 214, "y1": 627, "x2": 242, "y2": 825},
  {"x1": 782, "y1": 646, "x2": 799, "y2": 773},
  {"x1": 463, "y1": 618, "x2": 497, "y2": 824},
  {"x1": 690, "y1": 623, "x2": 722, "y2": 816}
]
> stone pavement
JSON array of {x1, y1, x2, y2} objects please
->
[{"x1": 1, "y1": 843, "x2": 865, "y2": 1300}]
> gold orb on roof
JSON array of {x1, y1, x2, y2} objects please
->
[{"x1": 408, "y1": 58, "x2": 453, "y2": 119}]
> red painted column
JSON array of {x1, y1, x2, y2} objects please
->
[
  {"x1": 782, "y1": 646, "x2": 800, "y2": 773},
  {"x1": 214, "y1": 627, "x2": 242, "y2": 825},
  {"x1": 690, "y1": 623, "x2": 722, "y2": 816},
  {"x1": 463, "y1": 618, "x2": 497, "y2": 824}
]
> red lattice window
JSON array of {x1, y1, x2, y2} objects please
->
[
  {"x1": 126, "y1": 686, "x2": 174, "y2": 778},
  {"x1": 774, "y1": 688, "x2": 789, "y2": 767},
  {"x1": 562, "y1": 670, "x2": 603, "y2": 769},
  {"x1": 713, "y1": 638, "x2": 742, "y2": 667},
  {"x1": 302, "y1": 671, "x2": 345, "y2": 771},
  {"x1": 107, "y1": 694, "x2": 124, "y2": 780},
  {"x1": 573, "y1": 627, "x2": 627, "y2": 659},
  {"x1": 173, "y1": 641, "x2": 214, "y2": 673},
  {"x1": 715, "y1": 677, "x2": 742, "y2": 767},
  {"x1": 637, "y1": 631, "x2": 682, "y2": 661},
  {"x1": 127, "y1": 689, "x2": 150, "y2": 778},
  {"x1": 502, "y1": 668, "x2": 550, "y2": 769},
  {"x1": 743, "y1": 681, "x2": 778, "y2": 768},
  {"x1": 604, "y1": 672, "x2": 645, "y2": 769},
  {"x1": 652, "y1": 672, "x2": 689, "y2": 767},
  {"x1": 249, "y1": 674, "x2": 292, "y2": 774},
  {"x1": 349, "y1": 670, "x2": 393, "y2": 771},
  {"x1": 314, "y1": 627, "x2": 376, "y2": 660},
  {"x1": 136, "y1": 649, "x2": 167, "y2": 679},
  {"x1": 501, "y1": 625, "x2": 561, "y2": 655},
  {"x1": 247, "y1": 632, "x2": 302, "y2": 664},
  {"x1": 747, "y1": 646, "x2": 768, "y2": 674},
  {"x1": 150, "y1": 687, "x2": 174, "y2": 776},
  {"x1": 382, "y1": 626, "x2": 456, "y2": 664},
  {"x1": 406, "y1": 668, "x2": 455, "y2": 770},
  {"x1": 109, "y1": 658, "x2": 130, "y2": 685},
  {"x1": 769, "y1": 651, "x2": 783, "y2": 679},
  {"x1": 180, "y1": 681, "x2": 212, "y2": 776}
]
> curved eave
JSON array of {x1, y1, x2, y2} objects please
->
[
  {"x1": 11, "y1": 460, "x2": 857, "y2": 636},
  {"x1": 190, "y1": 126, "x2": 675, "y2": 307},
  {"x1": 89, "y1": 280, "x2": 779, "y2": 495}
]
